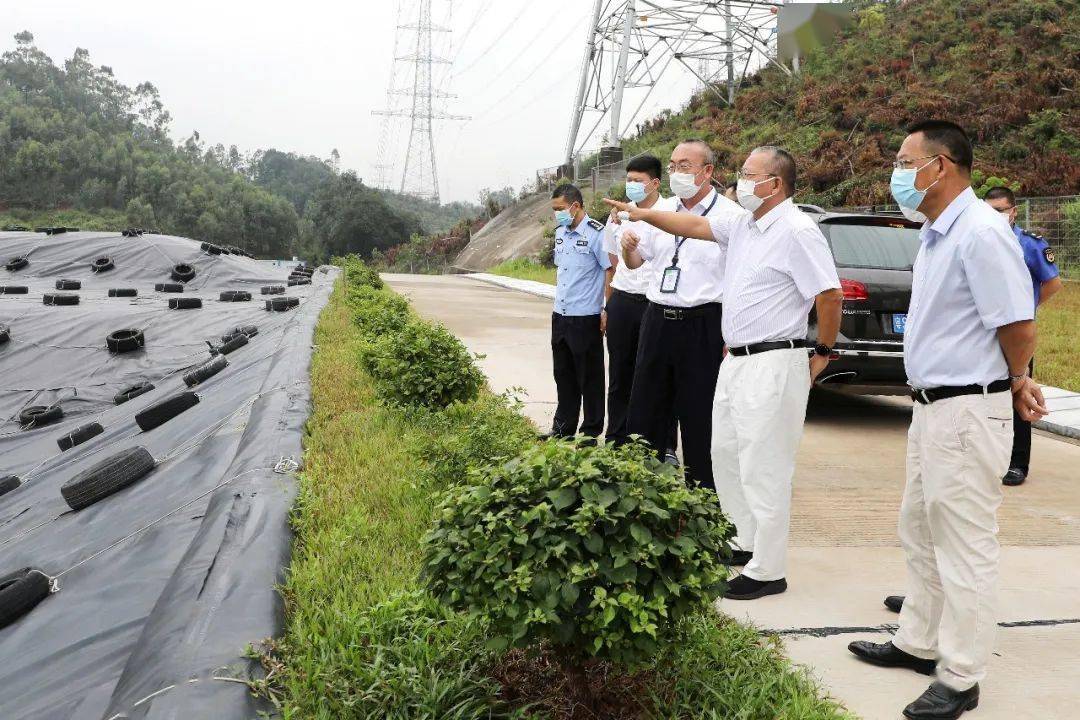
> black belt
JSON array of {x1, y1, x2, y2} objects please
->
[
  {"x1": 910, "y1": 379, "x2": 1011, "y2": 405},
  {"x1": 611, "y1": 288, "x2": 647, "y2": 303},
  {"x1": 727, "y1": 339, "x2": 807, "y2": 356},
  {"x1": 648, "y1": 301, "x2": 720, "y2": 320}
]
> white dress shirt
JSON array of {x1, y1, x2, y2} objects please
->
[
  {"x1": 903, "y1": 187, "x2": 1033, "y2": 388},
  {"x1": 708, "y1": 198, "x2": 840, "y2": 347},
  {"x1": 633, "y1": 188, "x2": 744, "y2": 308},
  {"x1": 603, "y1": 195, "x2": 675, "y2": 296}
]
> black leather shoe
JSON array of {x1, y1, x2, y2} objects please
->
[
  {"x1": 885, "y1": 595, "x2": 905, "y2": 613},
  {"x1": 847, "y1": 640, "x2": 935, "y2": 675},
  {"x1": 1003, "y1": 467, "x2": 1027, "y2": 486},
  {"x1": 903, "y1": 682, "x2": 979, "y2": 719},
  {"x1": 721, "y1": 550, "x2": 753, "y2": 566},
  {"x1": 662, "y1": 451, "x2": 680, "y2": 466},
  {"x1": 724, "y1": 574, "x2": 787, "y2": 600}
]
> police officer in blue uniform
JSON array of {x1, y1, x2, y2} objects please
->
[
  {"x1": 985, "y1": 186, "x2": 1062, "y2": 486},
  {"x1": 549, "y1": 183, "x2": 611, "y2": 439}
]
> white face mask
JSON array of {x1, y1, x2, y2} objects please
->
[
  {"x1": 669, "y1": 172, "x2": 702, "y2": 199},
  {"x1": 736, "y1": 177, "x2": 778, "y2": 212}
]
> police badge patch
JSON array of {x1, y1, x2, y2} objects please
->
[{"x1": 1044, "y1": 246, "x2": 1056, "y2": 264}]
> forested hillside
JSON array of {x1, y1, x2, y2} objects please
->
[
  {"x1": 621, "y1": 0, "x2": 1079, "y2": 206},
  {"x1": 0, "y1": 32, "x2": 473, "y2": 260}
]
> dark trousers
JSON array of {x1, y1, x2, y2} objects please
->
[
  {"x1": 628, "y1": 302, "x2": 724, "y2": 491},
  {"x1": 605, "y1": 289, "x2": 677, "y2": 451},
  {"x1": 551, "y1": 312, "x2": 605, "y2": 438},
  {"x1": 1010, "y1": 358, "x2": 1035, "y2": 471}
]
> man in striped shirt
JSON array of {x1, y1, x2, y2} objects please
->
[{"x1": 606, "y1": 146, "x2": 843, "y2": 600}]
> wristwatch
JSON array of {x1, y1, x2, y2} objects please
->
[{"x1": 813, "y1": 343, "x2": 833, "y2": 357}]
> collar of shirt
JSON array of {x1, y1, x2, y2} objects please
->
[
  {"x1": 676, "y1": 187, "x2": 717, "y2": 214},
  {"x1": 752, "y1": 197, "x2": 795, "y2": 233},
  {"x1": 921, "y1": 187, "x2": 977, "y2": 244}
]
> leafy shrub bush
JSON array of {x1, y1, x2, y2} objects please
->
[
  {"x1": 411, "y1": 391, "x2": 536, "y2": 486},
  {"x1": 422, "y1": 440, "x2": 734, "y2": 672},
  {"x1": 340, "y1": 254, "x2": 385, "y2": 290},
  {"x1": 347, "y1": 284, "x2": 411, "y2": 338},
  {"x1": 359, "y1": 318, "x2": 485, "y2": 409}
]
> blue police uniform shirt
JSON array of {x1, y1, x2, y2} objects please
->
[
  {"x1": 1014, "y1": 225, "x2": 1059, "y2": 308},
  {"x1": 553, "y1": 214, "x2": 611, "y2": 316}
]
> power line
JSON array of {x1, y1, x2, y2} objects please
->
[{"x1": 452, "y1": 1, "x2": 536, "y2": 77}]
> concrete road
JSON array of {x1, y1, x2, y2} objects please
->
[{"x1": 384, "y1": 273, "x2": 1080, "y2": 720}]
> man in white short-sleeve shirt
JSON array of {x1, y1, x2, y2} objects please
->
[
  {"x1": 608, "y1": 146, "x2": 843, "y2": 603},
  {"x1": 613, "y1": 140, "x2": 740, "y2": 493},
  {"x1": 845, "y1": 121, "x2": 1045, "y2": 720}
]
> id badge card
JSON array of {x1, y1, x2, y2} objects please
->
[{"x1": 660, "y1": 265, "x2": 681, "y2": 293}]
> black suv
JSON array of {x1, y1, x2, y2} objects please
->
[{"x1": 803, "y1": 208, "x2": 922, "y2": 395}]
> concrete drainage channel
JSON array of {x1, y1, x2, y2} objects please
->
[{"x1": 0, "y1": 229, "x2": 337, "y2": 719}]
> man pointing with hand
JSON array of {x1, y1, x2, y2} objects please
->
[{"x1": 611, "y1": 145, "x2": 843, "y2": 600}]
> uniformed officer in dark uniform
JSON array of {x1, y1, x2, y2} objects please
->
[
  {"x1": 549, "y1": 183, "x2": 611, "y2": 439},
  {"x1": 985, "y1": 186, "x2": 1062, "y2": 486}
]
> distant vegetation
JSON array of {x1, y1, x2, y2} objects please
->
[
  {"x1": 618, "y1": 0, "x2": 1079, "y2": 206},
  {"x1": 0, "y1": 32, "x2": 481, "y2": 260}
]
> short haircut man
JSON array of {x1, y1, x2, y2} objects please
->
[
  {"x1": 906, "y1": 119, "x2": 974, "y2": 172},
  {"x1": 751, "y1": 145, "x2": 797, "y2": 197},
  {"x1": 552, "y1": 183, "x2": 584, "y2": 207},
  {"x1": 984, "y1": 186, "x2": 1016, "y2": 205},
  {"x1": 626, "y1": 154, "x2": 662, "y2": 180},
  {"x1": 678, "y1": 138, "x2": 717, "y2": 166}
]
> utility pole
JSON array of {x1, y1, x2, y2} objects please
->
[
  {"x1": 564, "y1": 0, "x2": 605, "y2": 171},
  {"x1": 373, "y1": 0, "x2": 467, "y2": 203},
  {"x1": 725, "y1": 0, "x2": 735, "y2": 104},
  {"x1": 609, "y1": 0, "x2": 636, "y2": 147}
]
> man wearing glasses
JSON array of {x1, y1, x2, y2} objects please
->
[
  {"x1": 845, "y1": 121, "x2": 1046, "y2": 720},
  {"x1": 607, "y1": 146, "x2": 843, "y2": 601},
  {"x1": 619, "y1": 139, "x2": 740, "y2": 493},
  {"x1": 984, "y1": 186, "x2": 1061, "y2": 487}
]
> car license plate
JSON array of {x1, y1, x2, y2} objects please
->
[{"x1": 892, "y1": 313, "x2": 907, "y2": 334}]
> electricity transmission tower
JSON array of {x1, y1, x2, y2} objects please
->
[
  {"x1": 564, "y1": 0, "x2": 787, "y2": 170},
  {"x1": 373, "y1": 0, "x2": 467, "y2": 203}
]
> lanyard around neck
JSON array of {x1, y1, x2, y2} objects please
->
[{"x1": 671, "y1": 192, "x2": 720, "y2": 267}]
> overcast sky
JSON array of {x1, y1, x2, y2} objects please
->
[{"x1": 8, "y1": 1, "x2": 742, "y2": 204}]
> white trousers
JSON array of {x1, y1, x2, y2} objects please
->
[
  {"x1": 893, "y1": 391, "x2": 1012, "y2": 691},
  {"x1": 711, "y1": 347, "x2": 810, "y2": 582}
]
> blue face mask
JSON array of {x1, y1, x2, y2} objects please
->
[
  {"x1": 890, "y1": 157, "x2": 940, "y2": 211},
  {"x1": 625, "y1": 181, "x2": 648, "y2": 204},
  {"x1": 554, "y1": 207, "x2": 574, "y2": 227}
]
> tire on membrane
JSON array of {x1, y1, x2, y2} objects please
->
[
  {"x1": 221, "y1": 324, "x2": 258, "y2": 343},
  {"x1": 168, "y1": 297, "x2": 202, "y2": 310},
  {"x1": 114, "y1": 381, "x2": 154, "y2": 405},
  {"x1": 155, "y1": 283, "x2": 183, "y2": 293},
  {"x1": 170, "y1": 263, "x2": 196, "y2": 283},
  {"x1": 0, "y1": 324, "x2": 8, "y2": 345},
  {"x1": 6, "y1": 257, "x2": 29, "y2": 271},
  {"x1": 1, "y1": 285, "x2": 29, "y2": 294},
  {"x1": 43, "y1": 293, "x2": 79, "y2": 306},
  {"x1": 261, "y1": 285, "x2": 285, "y2": 295},
  {"x1": 287, "y1": 278, "x2": 311, "y2": 287},
  {"x1": 211, "y1": 333, "x2": 248, "y2": 356},
  {"x1": 205, "y1": 244, "x2": 223, "y2": 255},
  {"x1": 219, "y1": 290, "x2": 252, "y2": 302},
  {"x1": 0, "y1": 568, "x2": 52, "y2": 630},
  {"x1": 55, "y1": 279, "x2": 81, "y2": 290},
  {"x1": 135, "y1": 391, "x2": 199, "y2": 432},
  {"x1": 0, "y1": 475, "x2": 22, "y2": 497},
  {"x1": 265, "y1": 296, "x2": 299, "y2": 311},
  {"x1": 19, "y1": 404, "x2": 63, "y2": 428},
  {"x1": 57, "y1": 422, "x2": 104, "y2": 452},
  {"x1": 106, "y1": 328, "x2": 145, "y2": 353},
  {"x1": 108, "y1": 288, "x2": 137, "y2": 297},
  {"x1": 92, "y1": 256, "x2": 114, "y2": 273},
  {"x1": 60, "y1": 446, "x2": 156, "y2": 511},
  {"x1": 183, "y1": 355, "x2": 227, "y2": 387}
]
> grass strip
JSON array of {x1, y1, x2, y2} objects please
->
[
  {"x1": 266, "y1": 270, "x2": 854, "y2": 719},
  {"x1": 1035, "y1": 280, "x2": 1079, "y2": 393},
  {"x1": 487, "y1": 258, "x2": 557, "y2": 285}
]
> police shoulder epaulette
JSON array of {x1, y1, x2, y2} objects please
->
[{"x1": 587, "y1": 218, "x2": 604, "y2": 232}]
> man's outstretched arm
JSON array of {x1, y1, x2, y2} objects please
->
[{"x1": 603, "y1": 198, "x2": 712, "y2": 240}]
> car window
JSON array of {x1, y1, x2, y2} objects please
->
[{"x1": 824, "y1": 223, "x2": 921, "y2": 270}]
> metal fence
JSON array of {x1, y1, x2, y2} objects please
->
[{"x1": 842, "y1": 195, "x2": 1080, "y2": 279}]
